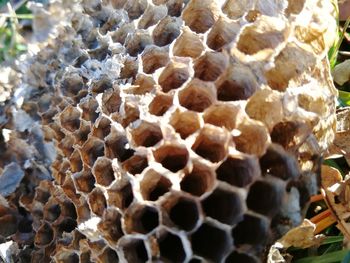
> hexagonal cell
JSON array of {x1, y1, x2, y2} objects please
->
[
  {"x1": 122, "y1": 154, "x2": 148, "y2": 175},
  {"x1": 111, "y1": 22, "x2": 135, "y2": 45},
  {"x1": 107, "y1": 180, "x2": 134, "y2": 210},
  {"x1": 62, "y1": 177, "x2": 81, "y2": 205},
  {"x1": 285, "y1": 0, "x2": 305, "y2": 15},
  {"x1": 120, "y1": 56, "x2": 139, "y2": 79},
  {"x1": 101, "y1": 88, "x2": 121, "y2": 115},
  {"x1": 182, "y1": 0, "x2": 218, "y2": 33},
  {"x1": 162, "y1": 194, "x2": 200, "y2": 231},
  {"x1": 153, "y1": 144, "x2": 189, "y2": 172},
  {"x1": 170, "y1": 110, "x2": 201, "y2": 139},
  {"x1": 153, "y1": 16, "x2": 181, "y2": 46},
  {"x1": 202, "y1": 185, "x2": 244, "y2": 225},
  {"x1": 140, "y1": 169, "x2": 172, "y2": 201},
  {"x1": 91, "y1": 77, "x2": 113, "y2": 94},
  {"x1": 43, "y1": 199, "x2": 61, "y2": 222},
  {"x1": 141, "y1": 46, "x2": 169, "y2": 74},
  {"x1": 73, "y1": 119, "x2": 91, "y2": 146},
  {"x1": 76, "y1": 200, "x2": 92, "y2": 223},
  {"x1": 124, "y1": 204, "x2": 160, "y2": 234},
  {"x1": 191, "y1": 222, "x2": 231, "y2": 262},
  {"x1": 120, "y1": 238, "x2": 149, "y2": 263},
  {"x1": 246, "y1": 179, "x2": 284, "y2": 217},
  {"x1": 158, "y1": 57, "x2": 191, "y2": 93},
  {"x1": 158, "y1": 230, "x2": 187, "y2": 262},
  {"x1": 92, "y1": 157, "x2": 115, "y2": 187},
  {"x1": 194, "y1": 51, "x2": 228, "y2": 82},
  {"x1": 124, "y1": 0, "x2": 148, "y2": 19},
  {"x1": 97, "y1": 247, "x2": 119, "y2": 263},
  {"x1": 34, "y1": 222, "x2": 54, "y2": 247},
  {"x1": 80, "y1": 251, "x2": 92, "y2": 263},
  {"x1": 260, "y1": 144, "x2": 300, "y2": 181},
  {"x1": 60, "y1": 73, "x2": 86, "y2": 97},
  {"x1": 79, "y1": 96, "x2": 99, "y2": 122},
  {"x1": 138, "y1": 4, "x2": 167, "y2": 29},
  {"x1": 216, "y1": 154, "x2": 260, "y2": 187},
  {"x1": 88, "y1": 188, "x2": 107, "y2": 217},
  {"x1": 192, "y1": 125, "x2": 229, "y2": 163},
  {"x1": 203, "y1": 103, "x2": 242, "y2": 130},
  {"x1": 54, "y1": 251, "x2": 79, "y2": 263},
  {"x1": 69, "y1": 149, "x2": 83, "y2": 173},
  {"x1": 180, "y1": 160, "x2": 215, "y2": 196},
  {"x1": 225, "y1": 251, "x2": 259, "y2": 263},
  {"x1": 173, "y1": 28, "x2": 204, "y2": 58},
  {"x1": 128, "y1": 74, "x2": 156, "y2": 95},
  {"x1": 236, "y1": 16, "x2": 288, "y2": 56},
  {"x1": 91, "y1": 117, "x2": 111, "y2": 140},
  {"x1": 98, "y1": 208, "x2": 123, "y2": 244},
  {"x1": 125, "y1": 31, "x2": 153, "y2": 57},
  {"x1": 118, "y1": 101, "x2": 140, "y2": 127},
  {"x1": 130, "y1": 121, "x2": 163, "y2": 147},
  {"x1": 57, "y1": 134, "x2": 75, "y2": 158},
  {"x1": 72, "y1": 170, "x2": 96, "y2": 193},
  {"x1": 59, "y1": 105, "x2": 80, "y2": 132},
  {"x1": 105, "y1": 132, "x2": 135, "y2": 162},
  {"x1": 207, "y1": 17, "x2": 239, "y2": 50},
  {"x1": 221, "y1": 0, "x2": 254, "y2": 19},
  {"x1": 148, "y1": 92, "x2": 173, "y2": 116},
  {"x1": 233, "y1": 118, "x2": 269, "y2": 157},
  {"x1": 56, "y1": 217, "x2": 77, "y2": 233},
  {"x1": 80, "y1": 137, "x2": 105, "y2": 167},
  {"x1": 178, "y1": 79, "x2": 216, "y2": 112},
  {"x1": 216, "y1": 65, "x2": 259, "y2": 101},
  {"x1": 232, "y1": 213, "x2": 269, "y2": 248}
]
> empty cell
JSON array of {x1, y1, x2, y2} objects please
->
[
  {"x1": 72, "y1": 170, "x2": 96, "y2": 193},
  {"x1": 148, "y1": 93, "x2": 173, "y2": 116},
  {"x1": 97, "y1": 247, "x2": 119, "y2": 263},
  {"x1": 202, "y1": 186, "x2": 244, "y2": 225},
  {"x1": 79, "y1": 97, "x2": 99, "y2": 122},
  {"x1": 285, "y1": 0, "x2": 305, "y2": 15},
  {"x1": 203, "y1": 103, "x2": 241, "y2": 130},
  {"x1": 111, "y1": 22, "x2": 135, "y2": 45},
  {"x1": 271, "y1": 121, "x2": 309, "y2": 150},
  {"x1": 124, "y1": 0, "x2": 148, "y2": 19},
  {"x1": 153, "y1": 16, "x2": 181, "y2": 46},
  {"x1": 105, "y1": 133, "x2": 135, "y2": 162},
  {"x1": 119, "y1": 102, "x2": 140, "y2": 127},
  {"x1": 141, "y1": 46, "x2": 169, "y2": 74},
  {"x1": 69, "y1": 149, "x2": 83, "y2": 173},
  {"x1": 91, "y1": 117, "x2": 111, "y2": 139},
  {"x1": 57, "y1": 217, "x2": 77, "y2": 233},
  {"x1": 173, "y1": 28, "x2": 204, "y2": 58},
  {"x1": 194, "y1": 52, "x2": 228, "y2": 82},
  {"x1": 246, "y1": 179, "x2": 284, "y2": 217},
  {"x1": 60, "y1": 74, "x2": 85, "y2": 97},
  {"x1": 80, "y1": 137, "x2": 105, "y2": 167},
  {"x1": 80, "y1": 251, "x2": 92, "y2": 263},
  {"x1": 125, "y1": 31, "x2": 153, "y2": 57},
  {"x1": 158, "y1": 58, "x2": 190, "y2": 93},
  {"x1": 225, "y1": 251, "x2": 259, "y2": 263},
  {"x1": 138, "y1": 4, "x2": 167, "y2": 29},
  {"x1": 43, "y1": 201, "x2": 61, "y2": 222},
  {"x1": 62, "y1": 177, "x2": 81, "y2": 205},
  {"x1": 58, "y1": 135, "x2": 75, "y2": 157},
  {"x1": 98, "y1": 208, "x2": 123, "y2": 243},
  {"x1": 122, "y1": 154, "x2": 148, "y2": 175},
  {"x1": 191, "y1": 222, "x2": 231, "y2": 262},
  {"x1": 107, "y1": 180, "x2": 134, "y2": 210},
  {"x1": 73, "y1": 120, "x2": 91, "y2": 146},
  {"x1": 192, "y1": 125, "x2": 229, "y2": 163},
  {"x1": 91, "y1": 77, "x2": 113, "y2": 94},
  {"x1": 121, "y1": 238, "x2": 149, "y2": 263},
  {"x1": 260, "y1": 144, "x2": 299, "y2": 180},
  {"x1": 92, "y1": 157, "x2": 115, "y2": 187},
  {"x1": 34, "y1": 222, "x2": 54, "y2": 247},
  {"x1": 130, "y1": 121, "x2": 163, "y2": 147},
  {"x1": 222, "y1": 0, "x2": 254, "y2": 19},
  {"x1": 124, "y1": 205, "x2": 159, "y2": 234},
  {"x1": 60, "y1": 200, "x2": 77, "y2": 219},
  {"x1": 216, "y1": 154, "x2": 260, "y2": 187},
  {"x1": 232, "y1": 213, "x2": 269, "y2": 247},
  {"x1": 207, "y1": 17, "x2": 239, "y2": 50},
  {"x1": 120, "y1": 56, "x2": 139, "y2": 79},
  {"x1": 153, "y1": 144, "x2": 189, "y2": 172},
  {"x1": 101, "y1": 88, "x2": 121, "y2": 115},
  {"x1": 182, "y1": 0, "x2": 218, "y2": 33},
  {"x1": 54, "y1": 251, "x2": 79, "y2": 263},
  {"x1": 216, "y1": 65, "x2": 259, "y2": 101},
  {"x1": 180, "y1": 161, "x2": 215, "y2": 196},
  {"x1": 59, "y1": 106, "x2": 81, "y2": 132},
  {"x1": 169, "y1": 110, "x2": 200, "y2": 139},
  {"x1": 140, "y1": 169, "x2": 172, "y2": 201},
  {"x1": 158, "y1": 231, "x2": 187, "y2": 262},
  {"x1": 88, "y1": 188, "x2": 107, "y2": 216},
  {"x1": 178, "y1": 79, "x2": 216, "y2": 112},
  {"x1": 128, "y1": 74, "x2": 156, "y2": 95}
]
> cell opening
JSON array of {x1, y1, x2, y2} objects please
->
[
  {"x1": 72, "y1": 170, "x2": 96, "y2": 193},
  {"x1": 79, "y1": 97, "x2": 99, "y2": 122},
  {"x1": 225, "y1": 251, "x2": 259, "y2": 263},
  {"x1": 124, "y1": 0, "x2": 148, "y2": 19},
  {"x1": 107, "y1": 180, "x2": 134, "y2": 210},
  {"x1": 91, "y1": 77, "x2": 113, "y2": 94},
  {"x1": 170, "y1": 110, "x2": 201, "y2": 139},
  {"x1": 194, "y1": 52, "x2": 228, "y2": 82},
  {"x1": 191, "y1": 223, "x2": 231, "y2": 262},
  {"x1": 57, "y1": 134, "x2": 75, "y2": 157},
  {"x1": 98, "y1": 208, "x2": 123, "y2": 243},
  {"x1": 73, "y1": 120, "x2": 91, "y2": 146},
  {"x1": 59, "y1": 106, "x2": 80, "y2": 132},
  {"x1": 60, "y1": 74, "x2": 85, "y2": 97},
  {"x1": 140, "y1": 170, "x2": 172, "y2": 201},
  {"x1": 149, "y1": 93, "x2": 173, "y2": 116},
  {"x1": 153, "y1": 16, "x2": 181, "y2": 46},
  {"x1": 101, "y1": 88, "x2": 122, "y2": 115},
  {"x1": 80, "y1": 137, "x2": 105, "y2": 167},
  {"x1": 138, "y1": 4, "x2": 167, "y2": 29},
  {"x1": 91, "y1": 117, "x2": 111, "y2": 140},
  {"x1": 158, "y1": 58, "x2": 190, "y2": 92},
  {"x1": 120, "y1": 56, "x2": 139, "y2": 79},
  {"x1": 43, "y1": 203, "x2": 61, "y2": 222},
  {"x1": 153, "y1": 144, "x2": 189, "y2": 172},
  {"x1": 88, "y1": 188, "x2": 107, "y2": 216},
  {"x1": 207, "y1": 18, "x2": 239, "y2": 50},
  {"x1": 192, "y1": 126, "x2": 228, "y2": 162},
  {"x1": 69, "y1": 150, "x2": 83, "y2": 173},
  {"x1": 105, "y1": 133, "x2": 135, "y2": 162},
  {"x1": 129, "y1": 74, "x2": 156, "y2": 95},
  {"x1": 92, "y1": 157, "x2": 115, "y2": 187},
  {"x1": 125, "y1": 31, "x2": 153, "y2": 57},
  {"x1": 173, "y1": 28, "x2": 204, "y2": 58},
  {"x1": 169, "y1": 197, "x2": 199, "y2": 231},
  {"x1": 180, "y1": 161, "x2": 215, "y2": 196},
  {"x1": 98, "y1": 247, "x2": 119, "y2": 263},
  {"x1": 130, "y1": 121, "x2": 163, "y2": 147},
  {"x1": 141, "y1": 46, "x2": 169, "y2": 74},
  {"x1": 182, "y1": 0, "x2": 216, "y2": 33},
  {"x1": 122, "y1": 239, "x2": 149, "y2": 263},
  {"x1": 203, "y1": 104, "x2": 241, "y2": 130},
  {"x1": 221, "y1": 0, "x2": 252, "y2": 19},
  {"x1": 57, "y1": 217, "x2": 77, "y2": 233},
  {"x1": 122, "y1": 154, "x2": 148, "y2": 175},
  {"x1": 34, "y1": 222, "x2": 54, "y2": 247},
  {"x1": 125, "y1": 205, "x2": 159, "y2": 234},
  {"x1": 216, "y1": 155, "x2": 260, "y2": 187},
  {"x1": 158, "y1": 231, "x2": 186, "y2": 262}
]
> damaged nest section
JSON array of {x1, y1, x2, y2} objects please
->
[{"x1": 0, "y1": 0, "x2": 338, "y2": 262}]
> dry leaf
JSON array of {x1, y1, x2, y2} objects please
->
[{"x1": 339, "y1": 0, "x2": 350, "y2": 21}]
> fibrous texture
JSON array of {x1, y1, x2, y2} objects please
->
[{"x1": 0, "y1": 0, "x2": 337, "y2": 262}]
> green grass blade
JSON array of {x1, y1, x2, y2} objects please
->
[{"x1": 293, "y1": 250, "x2": 350, "y2": 263}]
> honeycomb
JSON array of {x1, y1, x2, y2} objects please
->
[{"x1": 0, "y1": 0, "x2": 338, "y2": 262}]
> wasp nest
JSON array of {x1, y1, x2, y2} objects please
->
[{"x1": 0, "y1": 0, "x2": 338, "y2": 262}]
